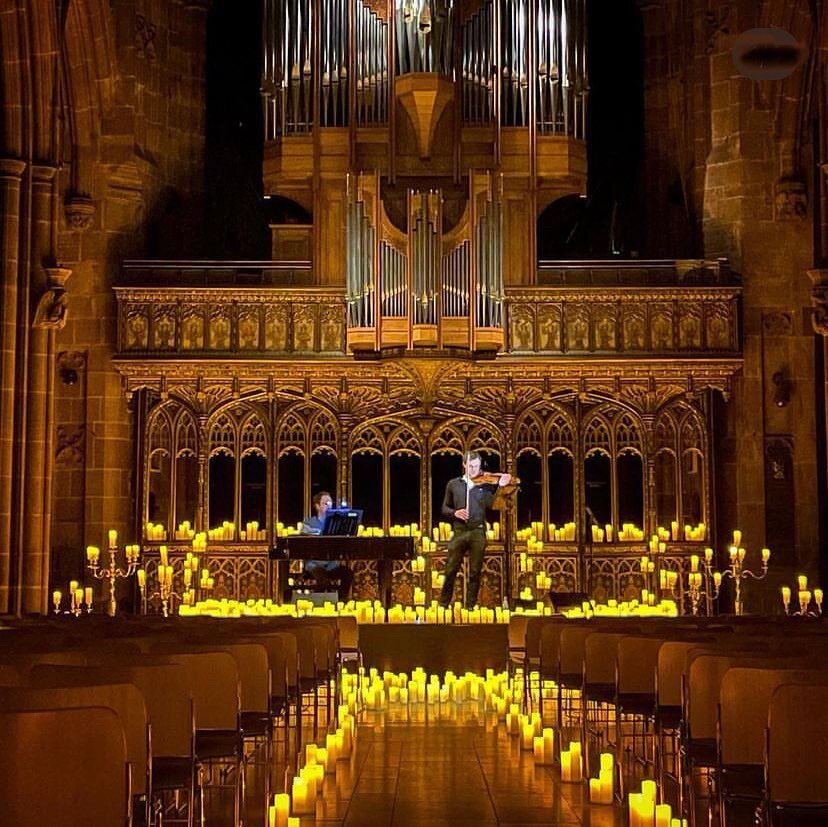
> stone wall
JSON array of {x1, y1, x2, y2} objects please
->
[{"x1": 639, "y1": 0, "x2": 827, "y2": 602}]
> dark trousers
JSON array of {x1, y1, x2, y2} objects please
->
[
  {"x1": 439, "y1": 526, "x2": 487, "y2": 608},
  {"x1": 305, "y1": 564, "x2": 354, "y2": 601}
]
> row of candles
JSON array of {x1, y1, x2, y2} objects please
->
[
  {"x1": 150, "y1": 519, "x2": 710, "y2": 544},
  {"x1": 268, "y1": 678, "x2": 357, "y2": 824},
  {"x1": 52, "y1": 582, "x2": 93, "y2": 614}
]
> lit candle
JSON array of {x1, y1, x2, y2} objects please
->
[
  {"x1": 521, "y1": 722, "x2": 534, "y2": 750},
  {"x1": 655, "y1": 803, "x2": 672, "y2": 827},
  {"x1": 159, "y1": 545, "x2": 169, "y2": 567},
  {"x1": 729, "y1": 546, "x2": 737, "y2": 561},
  {"x1": 704, "y1": 547, "x2": 713, "y2": 563},
  {"x1": 798, "y1": 574, "x2": 808, "y2": 591},
  {"x1": 713, "y1": 572, "x2": 722, "y2": 588},
  {"x1": 291, "y1": 776, "x2": 311, "y2": 815},
  {"x1": 137, "y1": 569, "x2": 146, "y2": 588},
  {"x1": 781, "y1": 585, "x2": 791, "y2": 608},
  {"x1": 52, "y1": 590, "x2": 61, "y2": 611},
  {"x1": 815, "y1": 589, "x2": 823, "y2": 608},
  {"x1": 732, "y1": 529, "x2": 742, "y2": 546},
  {"x1": 269, "y1": 793, "x2": 290, "y2": 827},
  {"x1": 108, "y1": 529, "x2": 117, "y2": 549},
  {"x1": 641, "y1": 779, "x2": 657, "y2": 802},
  {"x1": 84, "y1": 587, "x2": 93, "y2": 606},
  {"x1": 690, "y1": 555, "x2": 699, "y2": 573},
  {"x1": 761, "y1": 547, "x2": 771, "y2": 564},
  {"x1": 569, "y1": 741, "x2": 582, "y2": 782}
]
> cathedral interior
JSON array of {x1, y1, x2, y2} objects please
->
[{"x1": 1, "y1": 1, "x2": 827, "y2": 825}]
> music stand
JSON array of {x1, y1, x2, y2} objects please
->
[{"x1": 321, "y1": 508, "x2": 363, "y2": 536}]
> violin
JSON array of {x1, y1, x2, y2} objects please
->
[{"x1": 470, "y1": 471, "x2": 521, "y2": 487}]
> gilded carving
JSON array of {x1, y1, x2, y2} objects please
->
[
  {"x1": 565, "y1": 306, "x2": 589, "y2": 351},
  {"x1": 509, "y1": 305, "x2": 534, "y2": 351},
  {"x1": 181, "y1": 310, "x2": 205, "y2": 350},
  {"x1": 320, "y1": 305, "x2": 344, "y2": 352},
  {"x1": 293, "y1": 304, "x2": 316, "y2": 351},
  {"x1": 706, "y1": 304, "x2": 731, "y2": 349},
  {"x1": 622, "y1": 307, "x2": 645, "y2": 351},
  {"x1": 238, "y1": 306, "x2": 260, "y2": 350},
  {"x1": 678, "y1": 305, "x2": 702, "y2": 349},
  {"x1": 593, "y1": 305, "x2": 617, "y2": 351},
  {"x1": 125, "y1": 309, "x2": 149, "y2": 349},
  {"x1": 650, "y1": 304, "x2": 674, "y2": 350},
  {"x1": 537, "y1": 305, "x2": 562, "y2": 351},
  {"x1": 209, "y1": 308, "x2": 231, "y2": 350},
  {"x1": 152, "y1": 307, "x2": 176, "y2": 349},
  {"x1": 264, "y1": 305, "x2": 289, "y2": 350}
]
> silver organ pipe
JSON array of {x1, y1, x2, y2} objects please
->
[
  {"x1": 380, "y1": 242, "x2": 407, "y2": 317},
  {"x1": 395, "y1": 1, "x2": 454, "y2": 76},
  {"x1": 355, "y1": 3, "x2": 389, "y2": 126},
  {"x1": 441, "y1": 240, "x2": 469, "y2": 317},
  {"x1": 410, "y1": 191, "x2": 440, "y2": 327},
  {"x1": 320, "y1": 0, "x2": 349, "y2": 126},
  {"x1": 474, "y1": 197, "x2": 503, "y2": 329},
  {"x1": 346, "y1": 194, "x2": 376, "y2": 328},
  {"x1": 461, "y1": 3, "x2": 492, "y2": 125}
]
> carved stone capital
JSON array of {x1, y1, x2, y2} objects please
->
[
  {"x1": 64, "y1": 194, "x2": 96, "y2": 230},
  {"x1": 44, "y1": 266, "x2": 72, "y2": 289},
  {"x1": 774, "y1": 176, "x2": 807, "y2": 220},
  {"x1": 0, "y1": 158, "x2": 26, "y2": 180},
  {"x1": 809, "y1": 269, "x2": 828, "y2": 336},
  {"x1": 33, "y1": 289, "x2": 68, "y2": 330}
]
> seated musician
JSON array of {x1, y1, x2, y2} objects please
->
[{"x1": 300, "y1": 490, "x2": 354, "y2": 601}]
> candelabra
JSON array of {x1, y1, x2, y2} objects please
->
[
  {"x1": 86, "y1": 532, "x2": 141, "y2": 617},
  {"x1": 52, "y1": 582, "x2": 93, "y2": 616},
  {"x1": 683, "y1": 548, "x2": 720, "y2": 616},
  {"x1": 137, "y1": 546, "x2": 211, "y2": 617},
  {"x1": 715, "y1": 535, "x2": 771, "y2": 616},
  {"x1": 781, "y1": 578, "x2": 823, "y2": 617}
]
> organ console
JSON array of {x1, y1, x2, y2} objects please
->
[{"x1": 271, "y1": 535, "x2": 416, "y2": 607}]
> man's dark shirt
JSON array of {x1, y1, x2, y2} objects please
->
[{"x1": 441, "y1": 477, "x2": 497, "y2": 531}]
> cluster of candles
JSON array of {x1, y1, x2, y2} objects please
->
[
  {"x1": 780, "y1": 575, "x2": 824, "y2": 615},
  {"x1": 145, "y1": 522, "x2": 166, "y2": 541},
  {"x1": 628, "y1": 779, "x2": 687, "y2": 827},
  {"x1": 519, "y1": 552, "x2": 537, "y2": 572},
  {"x1": 175, "y1": 521, "x2": 196, "y2": 540},
  {"x1": 559, "y1": 740, "x2": 583, "y2": 782},
  {"x1": 240, "y1": 521, "x2": 266, "y2": 541},
  {"x1": 429, "y1": 569, "x2": 445, "y2": 590},
  {"x1": 360, "y1": 667, "x2": 513, "y2": 708},
  {"x1": 588, "y1": 752, "x2": 614, "y2": 803},
  {"x1": 591, "y1": 523, "x2": 648, "y2": 542},
  {"x1": 411, "y1": 555, "x2": 426, "y2": 573},
  {"x1": 52, "y1": 581, "x2": 93, "y2": 614},
  {"x1": 658, "y1": 570, "x2": 679, "y2": 591},
  {"x1": 535, "y1": 571, "x2": 553, "y2": 590},
  {"x1": 268, "y1": 678, "x2": 356, "y2": 825},
  {"x1": 516, "y1": 522, "x2": 577, "y2": 543},
  {"x1": 207, "y1": 521, "x2": 236, "y2": 541},
  {"x1": 562, "y1": 598, "x2": 679, "y2": 619}
]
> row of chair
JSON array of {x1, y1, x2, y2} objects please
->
[
  {"x1": 0, "y1": 614, "x2": 357, "y2": 827},
  {"x1": 508, "y1": 613, "x2": 828, "y2": 826}
]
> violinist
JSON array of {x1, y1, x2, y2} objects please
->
[{"x1": 438, "y1": 451, "x2": 512, "y2": 609}]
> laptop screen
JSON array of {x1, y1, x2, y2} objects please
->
[{"x1": 320, "y1": 508, "x2": 363, "y2": 536}]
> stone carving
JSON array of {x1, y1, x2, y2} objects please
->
[
  {"x1": 64, "y1": 194, "x2": 95, "y2": 230},
  {"x1": 134, "y1": 14, "x2": 157, "y2": 60},
  {"x1": 33, "y1": 289, "x2": 68, "y2": 330},
  {"x1": 762, "y1": 311, "x2": 792, "y2": 337},
  {"x1": 774, "y1": 177, "x2": 807, "y2": 219},
  {"x1": 55, "y1": 425, "x2": 85, "y2": 466},
  {"x1": 704, "y1": 6, "x2": 730, "y2": 54},
  {"x1": 809, "y1": 269, "x2": 828, "y2": 335}
]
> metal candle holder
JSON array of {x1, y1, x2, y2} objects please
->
[
  {"x1": 86, "y1": 535, "x2": 140, "y2": 617},
  {"x1": 715, "y1": 545, "x2": 770, "y2": 616}
]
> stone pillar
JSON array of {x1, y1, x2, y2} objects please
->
[
  {"x1": 20, "y1": 165, "x2": 59, "y2": 614},
  {"x1": 0, "y1": 158, "x2": 26, "y2": 614}
]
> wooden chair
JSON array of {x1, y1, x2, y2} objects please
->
[{"x1": 0, "y1": 707, "x2": 131, "y2": 827}]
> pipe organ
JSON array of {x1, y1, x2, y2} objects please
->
[
  {"x1": 346, "y1": 172, "x2": 504, "y2": 350},
  {"x1": 261, "y1": 0, "x2": 588, "y2": 137}
]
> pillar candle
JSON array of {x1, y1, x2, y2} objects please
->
[
  {"x1": 560, "y1": 750, "x2": 572, "y2": 782},
  {"x1": 641, "y1": 779, "x2": 657, "y2": 802},
  {"x1": 521, "y1": 722, "x2": 534, "y2": 750},
  {"x1": 569, "y1": 741, "x2": 582, "y2": 781},
  {"x1": 269, "y1": 793, "x2": 290, "y2": 827},
  {"x1": 291, "y1": 776, "x2": 311, "y2": 815},
  {"x1": 655, "y1": 804, "x2": 672, "y2": 827}
]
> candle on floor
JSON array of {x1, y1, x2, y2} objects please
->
[
  {"x1": 521, "y1": 721, "x2": 534, "y2": 750},
  {"x1": 568, "y1": 741, "x2": 582, "y2": 782},
  {"x1": 291, "y1": 776, "x2": 312, "y2": 815},
  {"x1": 269, "y1": 792, "x2": 290, "y2": 827},
  {"x1": 655, "y1": 803, "x2": 672, "y2": 827},
  {"x1": 560, "y1": 748, "x2": 572, "y2": 782}
]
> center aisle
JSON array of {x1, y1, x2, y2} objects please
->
[{"x1": 314, "y1": 714, "x2": 622, "y2": 827}]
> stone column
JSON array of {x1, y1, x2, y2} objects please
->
[
  {"x1": 0, "y1": 158, "x2": 26, "y2": 614},
  {"x1": 20, "y1": 164, "x2": 59, "y2": 614}
]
